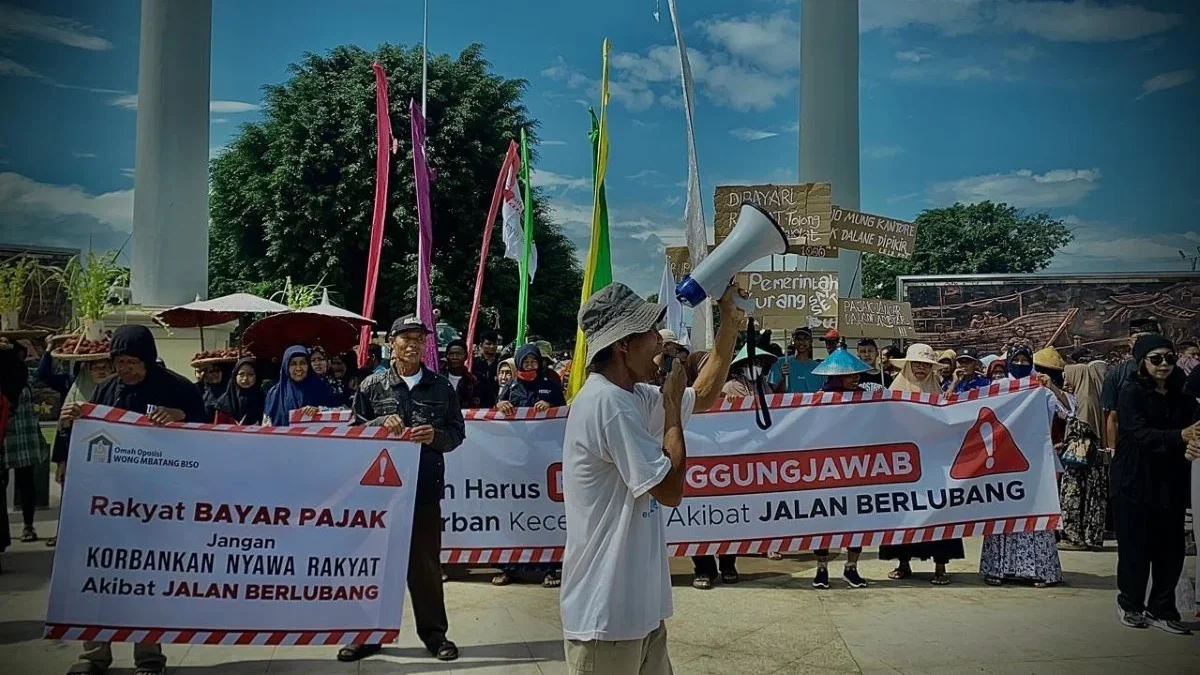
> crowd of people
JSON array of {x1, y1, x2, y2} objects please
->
[{"x1": 2, "y1": 297, "x2": 1199, "y2": 672}]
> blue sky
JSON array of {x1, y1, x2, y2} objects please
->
[{"x1": 1, "y1": 0, "x2": 1197, "y2": 297}]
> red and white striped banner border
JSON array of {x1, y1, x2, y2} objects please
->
[
  {"x1": 462, "y1": 377, "x2": 1042, "y2": 420},
  {"x1": 79, "y1": 404, "x2": 408, "y2": 440},
  {"x1": 289, "y1": 408, "x2": 353, "y2": 424},
  {"x1": 43, "y1": 624, "x2": 398, "y2": 646},
  {"x1": 441, "y1": 514, "x2": 1061, "y2": 563}
]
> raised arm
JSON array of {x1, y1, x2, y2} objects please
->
[{"x1": 692, "y1": 286, "x2": 746, "y2": 411}]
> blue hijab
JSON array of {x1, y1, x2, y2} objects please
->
[{"x1": 264, "y1": 345, "x2": 337, "y2": 426}]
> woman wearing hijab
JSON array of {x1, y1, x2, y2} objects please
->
[
  {"x1": 215, "y1": 358, "x2": 266, "y2": 425},
  {"x1": 442, "y1": 339, "x2": 481, "y2": 408},
  {"x1": 982, "y1": 355, "x2": 1008, "y2": 381},
  {"x1": 979, "y1": 345, "x2": 1068, "y2": 588},
  {"x1": 45, "y1": 358, "x2": 114, "y2": 548},
  {"x1": 1057, "y1": 359, "x2": 1109, "y2": 551},
  {"x1": 1112, "y1": 335, "x2": 1198, "y2": 634},
  {"x1": 497, "y1": 358, "x2": 515, "y2": 391},
  {"x1": 310, "y1": 346, "x2": 347, "y2": 405},
  {"x1": 264, "y1": 345, "x2": 338, "y2": 427},
  {"x1": 937, "y1": 349, "x2": 956, "y2": 390},
  {"x1": 879, "y1": 344, "x2": 967, "y2": 584},
  {"x1": 194, "y1": 359, "x2": 232, "y2": 422}
]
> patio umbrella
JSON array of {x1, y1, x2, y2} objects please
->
[
  {"x1": 156, "y1": 293, "x2": 289, "y2": 328},
  {"x1": 241, "y1": 312, "x2": 358, "y2": 362},
  {"x1": 297, "y1": 289, "x2": 374, "y2": 328}
]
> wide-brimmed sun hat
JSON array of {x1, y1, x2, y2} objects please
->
[
  {"x1": 579, "y1": 283, "x2": 666, "y2": 367},
  {"x1": 731, "y1": 343, "x2": 778, "y2": 368},
  {"x1": 812, "y1": 346, "x2": 872, "y2": 376},
  {"x1": 893, "y1": 343, "x2": 941, "y2": 366}
]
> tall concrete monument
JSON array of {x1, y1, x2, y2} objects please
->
[
  {"x1": 800, "y1": 0, "x2": 861, "y2": 298},
  {"x1": 130, "y1": 0, "x2": 213, "y2": 307}
]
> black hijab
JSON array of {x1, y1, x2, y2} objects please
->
[
  {"x1": 216, "y1": 358, "x2": 265, "y2": 425},
  {"x1": 0, "y1": 346, "x2": 27, "y2": 407}
]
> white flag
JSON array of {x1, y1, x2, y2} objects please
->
[{"x1": 501, "y1": 163, "x2": 537, "y2": 281}]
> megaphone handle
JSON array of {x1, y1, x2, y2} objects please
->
[{"x1": 745, "y1": 317, "x2": 772, "y2": 430}]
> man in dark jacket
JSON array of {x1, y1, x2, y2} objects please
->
[
  {"x1": 58, "y1": 324, "x2": 206, "y2": 675},
  {"x1": 470, "y1": 329, "x2": 502, "y2": 408},
  {"x1": 338, "y1": 316, "x2": 465, "y2": 664}
]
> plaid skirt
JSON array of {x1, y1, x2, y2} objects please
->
[{"x1": 3, "y1": 388, "x2": 49, "y2": 469}]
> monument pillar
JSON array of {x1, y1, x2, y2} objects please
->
[
  {"x1": 800, "y1": 0, "x2": 861, "y2": 298},
  {"x1": 130, "y1": 0, "x2": 213, "y2": 307}
]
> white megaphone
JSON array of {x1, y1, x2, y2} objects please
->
[{"x1": 676, "y1": 202, "x2": 788, "y2": 313}]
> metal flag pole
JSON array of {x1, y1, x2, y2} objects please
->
[{"x1": 421, "y1": 0, "x2": 429, "y2": 115}]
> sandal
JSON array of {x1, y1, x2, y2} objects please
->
[
  {"x1": 133, "y1": 669, "x2": 164, "y2": 675},
  {"x1": 888, "y1": 565, "x2": 912, "y2": 580},
  {"x1": 984, "y1": 576, "x2": 1003, "y2": 586},
  {"x1": 1033, "y1": 580, "x2": 1055, "y2": 589},
  {"x1": 21, "y1": 527, "x2": 37, "y2": 543},
  {"x1": 46, "y1": 537, "x2": 57, "y2": 548},
  {"x1": 766, "y1": 551, "x2": 784, "y2": 561},
  {"x1": 931, "y1": 572, "x2": 952, "y2": 585},
  {"x1": 542, "y1": 572, "x2": 561, "y2": 588},
  {"x1": 692, "y1": 575, "x2": 714, "y2": 590},
  {"x1": 491, "y1": 572, "x2": 514, "y2": 586},
  {"x1": 721, "y1": 570, "x2": 740, "y2": 585},
  {"x1": 336, "y1": 643, "x2": 382, "y2": 662},
  {"x1": 430, "y1": 640, "x2": 459, "y2": 661}
]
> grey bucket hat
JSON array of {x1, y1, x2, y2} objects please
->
[{"x1": 579, "y1": 283, "x2": 666, "y2": 367}]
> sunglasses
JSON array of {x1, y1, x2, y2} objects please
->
[{"x1": 1145, "y1": 353, "x2": 1178, "y2": 366}]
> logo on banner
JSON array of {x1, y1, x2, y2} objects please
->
[
  {"x1": 360, "y1": 449, "x2": 404, "y2": 487},
  {"x1": 86, "y1": 434, "x2": 114, "y2": 463},
  {"x1": 950, "y1": 407, "x2": 1029, "y2": 479}
]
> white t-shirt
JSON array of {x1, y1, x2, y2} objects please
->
[
  {"x1": 400, "y1": 370, "x2": 424, "y2": 391},
  {"x1": 559, "y1": 373, "x2": 697, "y2": 642},
  {"x1": 447, "y1": 374, "x2": 462, "y2": 390}
]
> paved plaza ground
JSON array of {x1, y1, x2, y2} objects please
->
[{"x1": 2, "y1": 496, "x2": 1197, "y2": 675}]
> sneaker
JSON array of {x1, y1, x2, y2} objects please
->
[
  {"x1": 843, "y1": 566, "x2": 869, "y2": 588},
  {"x1": 1116, "y1": 606, "x2": 1148, "y2": 629},
  {"x1": 1144, "y1": 613, "x2": 1193, "y2": 636},
  {"x1": 812, "y1": 566, "x2": 829, "y2": 589}
]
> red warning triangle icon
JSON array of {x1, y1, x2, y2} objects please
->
[
  {"x1": 949, "y1": 407, "x2": 1029, "y2": 480},
  {"x1": 360, "y1": 449, "x2": 404, "y2": 487}
]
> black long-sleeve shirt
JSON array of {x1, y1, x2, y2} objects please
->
[
  {"x1": 352, "y1": 365, "x2": 465, "y2": 505},
  {"x1": 1112, "y1": 376, "x2": 1196, "y2": 510}
]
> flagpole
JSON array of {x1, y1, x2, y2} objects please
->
[
  {"x1": 421, "y1": 0, "x2": 429, "y2": 115},
  {"x1": 516, "y1": 128, "x2": 533, "y2": 346}
]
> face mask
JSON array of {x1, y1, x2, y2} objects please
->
[
  {"x1": 1009, "y1": 363, "x2": 1033, "y2": 379},
  {"x1": 516, "y1": 369, "x2": 539, "y2": 383}
]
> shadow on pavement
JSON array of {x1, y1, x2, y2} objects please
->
[{"x1": 0, "y1": 620, "x2": 46, "y2": 644}]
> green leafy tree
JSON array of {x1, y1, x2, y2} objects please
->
[
  {"x1": 862, "y1": 201, "x2": 1073, "y2": 300},
  {"x1": 209, "y1": 43, "x2": 583, "y2": 344}
]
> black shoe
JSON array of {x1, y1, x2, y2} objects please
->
[
  {"x1": 429, "y1": 639, "x2": 459, "y2": 661},
  {"x1": 1144, "y1": 613, "x2": 1192, "y2": 635},
  {"x1": 1116, "y1": 606, "x2": 1148, "y2": 629},
  {"x1": 336, "y1": 643, "x2": 382, "y2": 662},
  {"x1": 843, "y1": 566, "x2": 868, "y2": 588},
  {"x1": 812, "y1": 566, "x2": 829, "y2": 589}
]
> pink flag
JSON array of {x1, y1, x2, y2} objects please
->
[
  {"x1": 410, "y1": 100, "x2": 438, "y2": 372},
  {"x1": 466, "y1": 141, "x2": 519, "y2": 370},
  {"x1": 357, "y1": 63, "x2": 393, "y2": 368}
]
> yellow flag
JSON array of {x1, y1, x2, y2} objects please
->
[{"x1": 567, "y1": 39, "x2": 612, "y2": 401}]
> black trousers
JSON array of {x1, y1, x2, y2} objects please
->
[
  {"x1": 1113, "y1": 496, "x2": 1185, "y2": 621},
  {"x1": 363, "y1": 501, "x2": 448, "y2": 648},
  {"x1": 691, "y1": 555, "x2": 737, "y2": 578},
  {"x1": 12, "y1": 466, "x2": 36, "y2": 528}
]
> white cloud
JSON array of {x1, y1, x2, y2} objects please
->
[
  {"x1": 1003, "y1": 45, "x2": 1038, "y2": 62},
  {"x1": 626, "y1": 169, "x2": 661, "y2": 180},
  {"x1": 541, "y1": 140, "x2": 567, "y2": 146},
  {"x1": 211, "y1": 118, "x2": 229, "y2": 125},
  {"x1": 1050, "y1": 219, "x2": 1200, "y2": 273},
  {"x1": 782, "y1": 121, "x2": 800, "y2": 133},
  {"x1": 1136, "y1": 69, "x2": 1195, "y2": 100},
  {"x1": 730, "y1": 128, "x2": 779, "y2": 142},
  {"x1": 860, "y1": 0, "x2": 1182, "y2": 43},
  {"x1": 929, "y1": 168, "x2": 1101, "y2": 208},
  {"x1": 895, "y1": 49, "x2": 932, "y2": 63},
  {"x1": 120, "y1": 168, "x2": 135, "y2": 179},
  {"x1": 531, "y1": 169, "x2": 589, "y2": 191},
  {"x1": 110, "y1": 95, "x2": 261, "y2": 114},
  {"x1": 864, "y1": 145, "x2": 905, "y2": 160},
  {"x1": 952, "y1": 65, "x2": 993, "y2": 81},
  {"x1": 698, "y1": 12, "x2": 799, "y2": 73},
  {"x1": 0, "y1": 56, "x2": 122, "y2": 93},
  {"x1": 0, "y1": 4, "x2": 112, "y2": 50},
  {"x1": 72, "y1": 152, "x2": 97, "y2": 159},
  {"x1": 0, "y1": 172, "x2": 133, "y2": 253}
]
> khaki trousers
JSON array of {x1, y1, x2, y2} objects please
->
[
  {"x1": 77, "y1": 641, "x2": 165, "y2": 670},
  {"x1": 565, "y1": 622, "x2": 672, "y2": 675}
]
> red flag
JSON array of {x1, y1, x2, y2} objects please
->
[
  {"x1": 358, "y1": 63, "x2": 393, "y2": 368},
  {"x1": 466, "y1": 141, "x2": 519, "y2": 370}
]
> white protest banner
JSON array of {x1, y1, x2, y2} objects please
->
[
  {"x1": 289, "y1": 408, "x2": 354, "y2": 426},
  {"x1": 439, "y1": 379, "x2": 1060, "y2": 562},
  {"x1": 45, "y1": 404, "x2": 420, "y2": 646}
]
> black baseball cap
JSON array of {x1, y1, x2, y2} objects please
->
[
  {"x1": 955, "y1": 347, "x2": 980, "y2": 362},
  {"x1": 388, "y1": 315, "x2": 432, "y2": 337},
  {"x1": 792, "y1": 327, "x2": 813, "y2": 338}
]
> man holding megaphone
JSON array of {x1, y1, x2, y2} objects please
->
[{"x1": 559, "y1": 282, "x2": 743, "y2": 675}]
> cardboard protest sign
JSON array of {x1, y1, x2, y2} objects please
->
[
  {"x1": 830, "y1": 207, "x2": 916, "y2": 259},
  {"x1": 734, "y1": 271, "x2": 839, "y2": 331},
  {"x1": 714, "y1": 183, "x2": 832, "y2": 248},
  {"x1": 839, "y1": 298, "x2": 916, "y2": 339}
]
